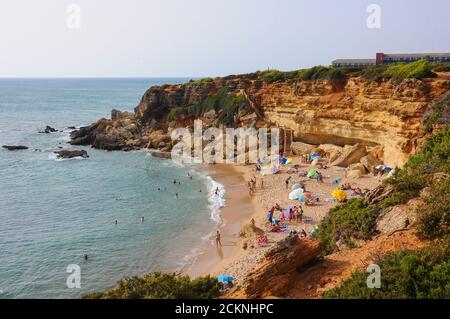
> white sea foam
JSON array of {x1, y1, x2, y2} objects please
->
[
  {"x1": 47, "y1": 152, "x2": 87, "y2": 162},
  {"x1": 206, "y1": 175, "x2": 225, "y2": 225}
]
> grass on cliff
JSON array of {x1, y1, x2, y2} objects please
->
[
  {"x1": 252, "y1": 66, "x2": 347, "y2": 84},
  {"x1": 168, "y1": 87, "x2": 249, "y2": 126},
  {"x1": 361, "y1": 59, "x2": 436, "y2": 82},
  {"x1": 83, "y1": 272, "x2": 220, "y2": 299},
  {"x1": 243, "y1": 60, "x2": 435, "y2": 84},
  {"x1": 324, "y1": 240, "x2": 450, "y2": 299},
  {"x1": 317, "y1": 126, "x2": 450, "y2": 254}
]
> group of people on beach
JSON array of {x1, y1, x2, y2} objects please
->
[{"x1": 266, "y1": 204, "x2": 304, "y2": 225}]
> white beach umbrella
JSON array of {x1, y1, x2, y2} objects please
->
[{"x1": 289, "y1": 188, "x2": 304, "y2": 200}]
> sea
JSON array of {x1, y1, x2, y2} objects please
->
[{"x1": 0, "y1": 78, "x2": 225, "y2": 298}]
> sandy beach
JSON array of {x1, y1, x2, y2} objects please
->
[{"x1": 184, "y1": 156, "x2": 381, "y2": 288}]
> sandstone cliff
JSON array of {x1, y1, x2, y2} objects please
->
[{"x1": 71, "y1": 72, "x2": 450, "y2": 167}]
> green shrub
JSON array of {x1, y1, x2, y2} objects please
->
[
  {"x1": 423, "y1": 92, "x2": 450, "y2": 132},
  {"x1": 324, "y1": 241, "x2": 450, "y2": 299},
  {"x1": 383, "y1": 60, "x2": 436, "y2": 82},
  {"x1": 217, "y1": 94, "x2": 248, "y2": 126},
  {"x1": 417, "y1": 178, "x2": 450, "y2": 239},
  {"x1": 317, "y1": 198, "x2": 381, "y2": 254},
  {"x1": 261, "y1": 69, "x2": 285, "y2": 83},
  {"x1": 189, "y1": 77, "x2": 214, "y2": 85},
  {"x1": 167, "y1": 106, "x2": 188, "y2": 121},
  {"x1": 432, "y1": 64, "x2": 450, "y2": 72},
  {"x1": 83, "y1": 272, "x2": 220, "y2": 299},
  {"x1": 166, "y1": 87, "x2": 248, "y2": 123}
]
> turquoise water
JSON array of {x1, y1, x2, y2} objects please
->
[{"x1": 0, "y1": 78, "x2": 223, "y2": 298}]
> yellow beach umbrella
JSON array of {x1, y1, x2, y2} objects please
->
[{"x1": 332, "y1": 189, "x2": 347, "y2": 201}]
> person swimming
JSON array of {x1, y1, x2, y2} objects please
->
[
  {"x1": 141, "y1": 216, "x2": 144, "y2": 223},
  {"x1": 83, "y1": 254, "x2": 89, "y2": 261},
  {"x1": 115, "y1": 220, "x2": 118, "y2": 225}
]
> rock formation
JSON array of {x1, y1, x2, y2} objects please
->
[
  {"x1": 69, "y1": 72, "x2": 450, "y2": 167},
  {"x1": 54, "y1": 150, "x2": 89, "y2": 159},
  {"x1": 232, "y1": 236, "x2": 321, "y2": 298},
  {"x1": 2, "y1": 145, "x2": 28, "y2": 150}
]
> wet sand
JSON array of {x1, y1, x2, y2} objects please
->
[{"x1": 183, "y1": 164, "x2": 255, "y2": 278}]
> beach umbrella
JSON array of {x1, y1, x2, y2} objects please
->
[
  {"x1": 289, "y1": 188, "x2": 304, "y2": 200},
  {"x1": 298, "y1": 194, "x2": 308, "y2": 203},
  {"x1": 307, "y1": 169, "x2": 318, "y2": 178},
  {"x1": 291, "y1": 183, "x2": 302, "y2": 190},
  {"x1": 332, "y1": 189, "x2": 347, "y2": 201},
  {"x1": 217, "y1": 274, "x2": 234, "y2": 283}
]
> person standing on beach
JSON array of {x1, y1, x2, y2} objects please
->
[
  {"x1": 285, "y1": 176, "x2": 292, "y2": 189},
  {"x1": 215, "y1": 230, "x2": 222, "y2": 246}
]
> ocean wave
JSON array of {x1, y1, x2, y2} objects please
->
[
  {"x1": 47, "y1": 152, "x2": 87, "y2": 162},
  {"x1": 206, "y1": 175, "x2": 225, "y2": 225}
]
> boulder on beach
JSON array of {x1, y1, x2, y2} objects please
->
[
  {"x1": 239, "y1": 223, "x2": 265, "y2": 238},
  {"x1": 331, "y1": 143, "x2": 368, "y2": 167},
  {"x1": 360, "y1": 154, "x2": 381, "y2": 175},
  {"x1": 2, "y1": 145, "x2": 28, "y2": 151},
  {"x1": 291, "y1": 142, "x2": 316, "y2": 156},
  {"x1": 54, "y1": 150, "x2": 89, "y2": 159},
  {"x1": 347, "y1": 163, "x2": 367, "y2": 174},
  {"x1": 241, "y1": 237, "x2": 321, "y2": 298}
]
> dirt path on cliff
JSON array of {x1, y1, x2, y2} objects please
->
[{"x1": 285, "y1": 229, "x2": 428, "y2": 298}]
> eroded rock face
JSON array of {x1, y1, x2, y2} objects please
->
[
  {"x1": 262, "y1": 77, "x2": 449, "y2": 167},
  {"x1": 240, "y1": 236, "x2": 321, "y2": 298},
  {"x1": 69, "y1": 74, "x2": 449, "y2": 162},
  {"x1": 70, "y1": 118, "x2": 140, "y2": 151},
  {"x1": 376, "y1": 198, "x2": 421, "y2": 234}
]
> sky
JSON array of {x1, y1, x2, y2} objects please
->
[{"x1": 0, "y1": 0, "x2": 449, "y2": 77}]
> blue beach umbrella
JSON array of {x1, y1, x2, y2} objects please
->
[
  {"x1": 217, "y1": 274, "x2": 234, "y2": 283},
  {"x1": 298, "y1": 194, "x2": 307, "y2": 203}
]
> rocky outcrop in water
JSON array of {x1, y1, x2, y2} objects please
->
[
  {"x1": 2, "y1": 145, "x2": 28, "y2": 150},
  {"x1": 39, "y1": 125, "x2": 58, "y2": 133},
  {"x1": 55, "y1": 150, "x2": 89, "y2": 159}
]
